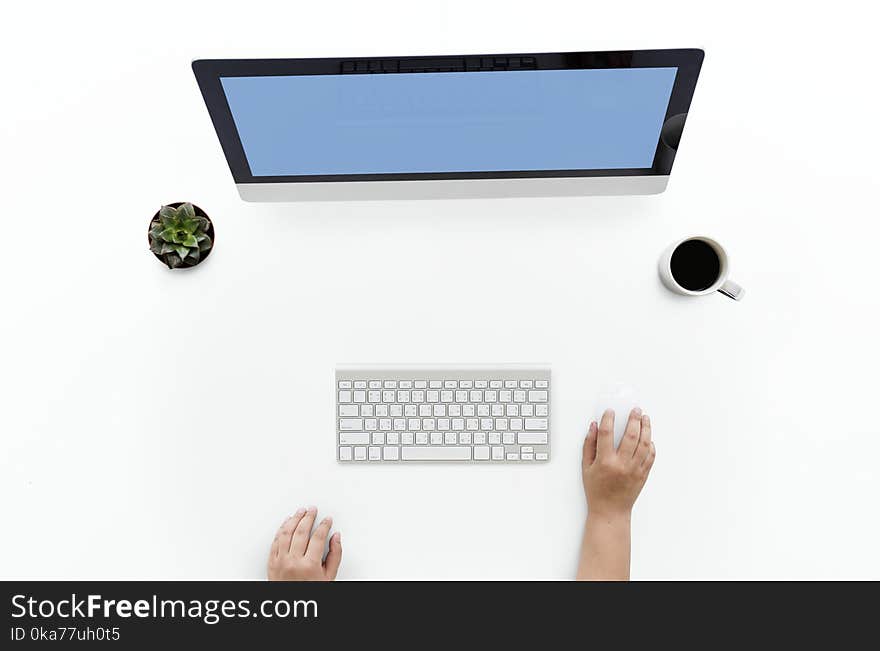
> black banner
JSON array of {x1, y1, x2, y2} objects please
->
[{"x1": 2, "y1": 581, "x2": 874, "y2": 646}]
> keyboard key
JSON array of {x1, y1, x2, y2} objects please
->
[
  {"x1": 488, "y1": 433, "x2": 501, "y2": 444},
  {"x1": 339, "y1": 405, "x2": 359, "y2": 417},
  {"x1": 462, "y1": 404, "x2": 475, "y2": 416},
  {"x1": 510, "y1": 418, "x2": 523, "y2": 430},
  {"x1": 353, "y1": 391, "x2": 366, "y2": 403},
  {"x1": 365, "y1": 418, "x2": 378, "y2": 430},
  {"x1": 372, "y1": 432, "x2": 385, "y2": 445},
  {"x1": 379, "y1": 419, "x2": 392, "y2": 431},
  {"x1": 524, "y1": 418, "x2": 548, "y2": 430},
  {"x1": 459, "y1": 432, "x2": 472, "y2": 444},
  {"x1": 473, "y1": 432, "x2": 487, "y2": 444},
  {"x1": 339, "y1": 446, "x2": 352, "y2": 461},
  {"x1": 399, "y1": 381, "x2": 412, "y2": 389},
  {"x1": 369, "y1": 380, "x2": 381, "y2": 389},
  {"x1": 505, "y1": 380, "x2": 517, "y2": 388},
  {"x1": 354, "y1": 446, "x2": 367, "y2": 460},
  {"x1": 393, "y1": 419, "x2": 406, "y2": 430},
  {"x1": 460, "y1": 380, "x2": 473, "y2": 389},
  {"x1": 444, "y1": 380, "x2": 457, "y2": 388},
  {"x1": 521, "y1": 446, "x2": 534, "y2": 453},
  {"x1": 455, "y1": 390, "x2": 468, "y2": 402},
  {"x1": 387, "y1": 432, "x2": 400, "y2": 445},
  {"x1": 474, "y1": 446, "x2": 490, "y2": 460},
  {"x1": 528, "y1": 390, "x2": 548, "y2": 402},
  {"x1": 368, "y1": 390, "x2": 381, "y2": 402},
  {"x1": 340, "y1": 432, "x2": 369, "y2": 445},
  {"x1": 503, "y1": 432, "x2": 515, "y2": 445},
  {"x1": 520, "y1": 404, "x2": 534, "y2": 416},
  {"x1": 416, "y1": 432, "x2": 428, "y2": 444},
  {"x1": 518, "y1": 432, "x2": 548, "y2": 444},
  {"x1": 431, "y1": 432, "x2": 443, "y2": 445},
  {"x1": 339, "y1": 391, "x2": 352, "y2": 403},
  {"x1": 536, "y1": 452, "x2": 548, "y2": 460},
  {"x1": 522, "y1": 453, "x2": 535, "y2": 460},
  {"x1": 520, "y1": 380, "x2": 533, "y2": 388},
  {"x1": 376, "y1": 404, "x2": 388, "y2": 416},
  {"x1": 475, "y1": 380, "x2": 488, "y2": 388},
  {"x1": 429, "y1": 380, "x2": 442, "y2": 388},
  {"x1": 513, "y1": 390, "x2": 526, "y2": 403},
  {"x1": 408, "y1": 418, "x2": 421, "y2": 430},
  {"x1": 506, "y1": 453, "x2": 520, "y2": 461},
  {"x1": 363, "y1": 403, "x2": 375, "y2": 416},
  {"x1": 445, "y1": 432, "x2": 457, "y2": 445},
  {"x1": 368, "y1": 447, "x2": 381, "y2": 460},
  {"x1": 414, "y1": 380, "x2": 427, "y2": 389},
  {"x1": 535, "y1": 380, "x2": 549, "y2": 388},
  {"x1": 401, "y1": 433, "x2": 414, "y2": 445},
  {"x1": 339, "y1": 418, "x2": 363, "y2": 431},
  {"x1": 382, "y1": 390, "x2": 395, "y2": 402},
  {"x1": 401, "y1": 446, "x2": 472, "y2": 461},
  {"x1": 384, "y1": 381, "x2": 397, "y2": 388},
  {"x1": 491, "y1": 446, "x2": 504, "y2": 460},
  {"x1": 383, "y1": 446, "x2": 400, "y2": 460},
  {"x1": 390, "y1": 405, "x2": 403, "y2": 416},
  {"x1": 499, "y1": 390, "x2": 512, "y2": 402},
  {"x1": 536, "y1": 404, "x2": 548, "y2": 416},
  {"x1": 338, "y1": 381, "x2": 352, "y2": 389},
  {"x1": 490, "y1": 380, "x2": 502, "y2": 388},
  {"x1": 405, "y1": 405, "x2": 418, "y2": 417},
  {"x1": 354, "y1": 381, "x2": 367, "y2": 389}
]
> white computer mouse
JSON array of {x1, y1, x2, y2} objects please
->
[{"x1": 593, "y1": 382, "x2": 643, "y2": 449}]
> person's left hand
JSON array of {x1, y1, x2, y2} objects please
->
[{"x1": 267, "y1": 507, "x2": 342, "y2": 581}]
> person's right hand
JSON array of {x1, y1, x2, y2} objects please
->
[
  {"x1": 582, "y1": 408, "x2": 655, "y2": 518},
  {"x1": 267, "y1": 507, "x2": 342, "y2": 581}
]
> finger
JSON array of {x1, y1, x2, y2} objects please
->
[
  {"x1": 274, "y1": 508, "x2": 306, "y2": 557},
  {"x1": 291, "y1": 506, "x2": 317, "y2": 556},
  {"x1": 306, "y1": 515, "x2": 333, "y2": 561},
  {"x1": 324, "y1": 532, "x2": 343, "y2": 580},
  {"x1": 617, "y1": 407, "x2": 643, "y2": 459},
  {"x1": 637, "y1": 414, "x2": 653, "y2": 465},
  {"x1": 597, "y1": 409, "x2": 615, "y2": 458},
  {"x1": 583, "y1": 421, "x2": 598, "y2": 466},
  {"x1": 641, "y1": 442, "x2": 656, "y2": 475}
]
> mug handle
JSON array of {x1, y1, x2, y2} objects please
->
[{"x1": 718, "y1": 279, "x2": 744, "y2": 301}]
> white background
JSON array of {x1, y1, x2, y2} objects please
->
[{"x1": 2, "y1": 0, "x2": 879, "y2": 580}]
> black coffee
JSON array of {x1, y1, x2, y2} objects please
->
[{"x1": 670, "y1": 239, "x2": 721, "y2": 291}]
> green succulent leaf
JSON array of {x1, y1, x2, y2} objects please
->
[
  {"x1": 187, "y1": 247, "x2": 201, "y2": 264},
  {"x1": 160, "y1": 242, "x2": 176, "y2": 255},
  {"x1": 178, "y1": 202, "x2": 196, "y2": 220},
  {"x1": 182, "y1": 234, "x2": 198, "y2": 248},
  {"x1": 165, "y1": 253, "x2": 182, "y2": 269},
  {"x1": 198, "y1": 235, "x2": 213, "y2": 251},
  {"x1": 150, "y1": 239, "x2": 164, "y2": 255},
  {"x1": 195, "y1": 216, "x2": 210, "y2": 232},
  {"x1": 159, "y1": 204, "x2": 179, "y2": 222}
]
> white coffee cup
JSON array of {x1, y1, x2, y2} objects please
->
[{"x1": 658, "y1": 235, "x2": 744, "y2": 300}]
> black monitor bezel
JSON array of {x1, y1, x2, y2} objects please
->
[{"x1": 192, "y1": 49, "x2": 703, "y2": 184}]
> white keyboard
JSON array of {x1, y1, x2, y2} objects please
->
[{"x1": 335, "y1": 368, "x2": 550, "y2": 463}]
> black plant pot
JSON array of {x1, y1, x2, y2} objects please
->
[{"x1": 148, "y1": 202, "x2": 214, "y2": 269}]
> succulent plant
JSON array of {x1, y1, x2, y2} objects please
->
[{"x1": 149, "y1": 202, "x2": 213, "y2": 269}]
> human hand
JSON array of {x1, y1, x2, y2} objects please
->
[
  {"x1": 267, "y1": 507, "x2": 342, "y2": 581},
  {"x1": 582, "y1": 408, "x2": 655, "y2": 519}
]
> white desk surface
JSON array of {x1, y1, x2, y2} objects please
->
[{"x1": 3, "y1": 0, "x2": 879, "y2": 580}]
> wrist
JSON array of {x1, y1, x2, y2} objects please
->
[{"x1": 586, "y1": 507, "x2": 632, "y2": 525}]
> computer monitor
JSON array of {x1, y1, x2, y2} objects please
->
[{"x1": 193, "y1": 49, "x2": 703, "y2": 201}]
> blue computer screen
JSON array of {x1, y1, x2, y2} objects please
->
[{"x1": 220, "y1": 67, "x2": 677, "y2": 176}]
